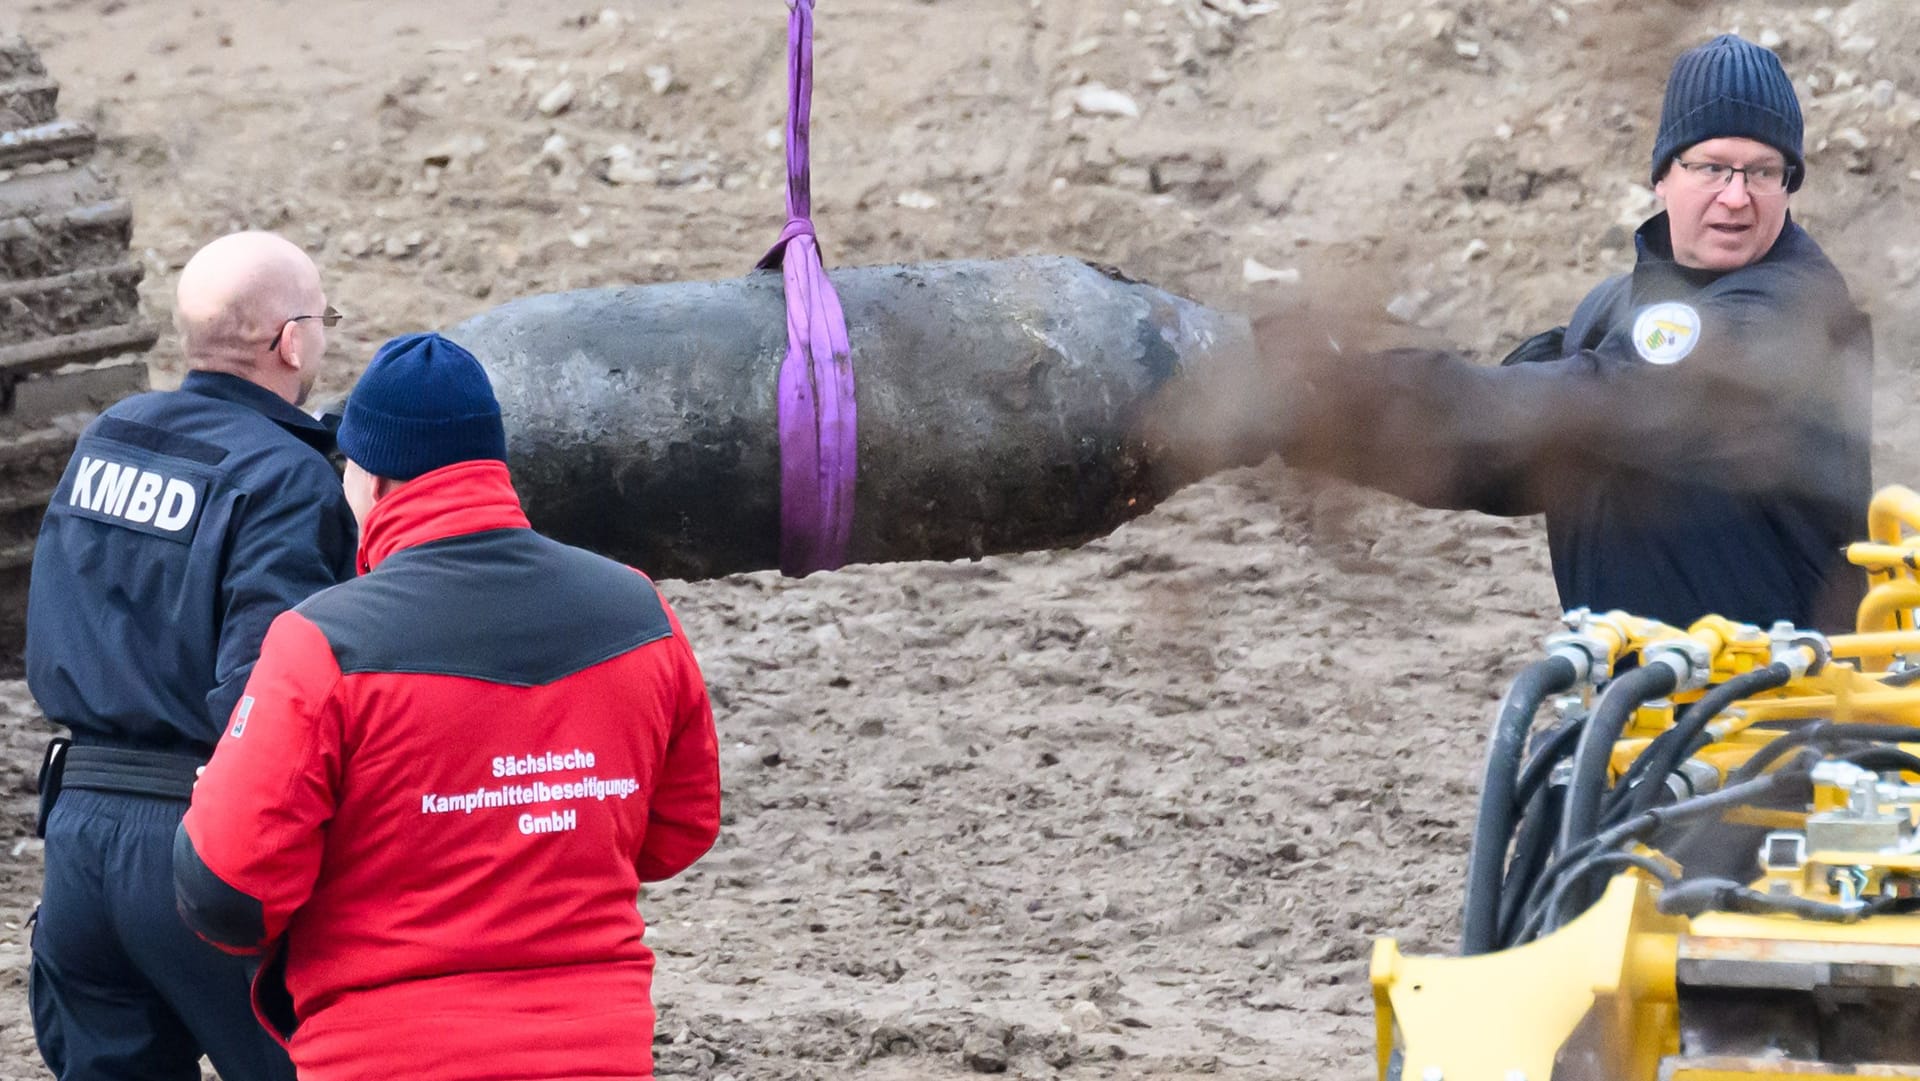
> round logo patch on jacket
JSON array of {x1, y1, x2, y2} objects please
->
[{"x1": 1631, "y1": 302, "x2": 1702, "y2": 365}]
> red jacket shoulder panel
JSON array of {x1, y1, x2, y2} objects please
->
[{"x1": 181, "y1": 611, "x2": 346, "y2": 947}]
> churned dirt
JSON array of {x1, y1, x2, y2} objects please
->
[{"x1": 2, "y1": 0, "x2": 1920, "y2": 1078}]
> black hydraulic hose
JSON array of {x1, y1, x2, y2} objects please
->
[
  {"x1": 1626, "y1": 663, "x2": 1794, "y2": 817},
  {"x1": 1496, "y1": 786, "x2": 1562, "y2": 948},
  {"x1": 1608, "y1": 758, "x2": 1815, "y2": 848},
  {"x1": 1461, "y1": 654, "x2": 1582, "y2": 956},
  {"x1": 1659, "y1": 728, "x2": 1851, "y2": 867},
  {"x1": 1498, "y1": 724, "x2": 1576, "y2": 947},
  {"x1": 1599, "y1": 722, "x2": 1704, "y2": 827},
  {"x1": 1884, "y1": 666, "x2": 1920, "y2": 688},
  {"x1": 1727, "y1": 723, "x2": 1920, "y2": 785},
  {"x1": 1560, "y1": 662, "x2": 1681, "y2": 857},
  {"x1": 1844, "y1": 746, "x2": 1920, "y2": 776},
  {"x1": 1606, "y1": 686, "x2": 1766, "y2": 822},
  {"x1": 1605, "y1": 730, "x2": 1676, "y2": 817},
  {"x1": 1658, "y1": 877, "x2": 1894, "y2": 923},
  {"x1": 1491, "y1": 721, "x2": 1588, "y2": 947},
  {"x1": 1510, "y1": 762, "x2": 1813, "y2": 945},
  {"x1": 1520, "y1": 850, "x2": 1679, "y2": 943},
  {"x1": 1512, "y1": 720, "x2": 1585, "y2": 812},
  {"x1": 1511, "y1": 829, "x2": 1629, "y2": 946},
  {"x1": 1723, "y1": 721, "x2": 1829, "y2": 783},
  {"x1": 1602, "y1": 773, "x2": 1667, "y2": 830}
]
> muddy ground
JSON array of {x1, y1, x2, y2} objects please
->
[{"x1": 2, "y1": 0, "x2": 1919, "y2": 1077}]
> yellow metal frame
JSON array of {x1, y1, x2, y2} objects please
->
[
  {"x1": 1373, "y1": 877, "x2": 1684, "y2": 1081},
  {"x1": 1851, "y1": 485, "x2": 1920, "y2": 635}
]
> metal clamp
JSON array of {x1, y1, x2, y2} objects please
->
[
  {"x1": 1543, "y1": 632, "x2": 1608, "y2": 684},
  {"x1": 1767, "y1": 620, "x2": 1828, "y2": 676},
  {"x1": 1645, "y1": 639, "x2": 1713, "y2": 692}
]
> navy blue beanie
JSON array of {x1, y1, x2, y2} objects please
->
[
  {"x1": 1652, "y1": 34, "x2": 1805, "y2": 192},
  {"x1": 336, "y1": 332, "x2": 507, "y2": 481}
]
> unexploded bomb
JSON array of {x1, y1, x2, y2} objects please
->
[{"x1": 449, "y1": 255, "x2": 1252, "y2": 579}]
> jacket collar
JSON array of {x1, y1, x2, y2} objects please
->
[
  {"x1": 1633, "y1": 211, "x2": 1806, "y2": 285},
  {"x1": 356, "y1": 459, "x2": 531, "y2": 575},
  {"x1": 179, "y1": 370, "x2": 337, "y2": 454}
]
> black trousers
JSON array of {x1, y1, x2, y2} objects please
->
[{"x1": 31, "y1": 789, "x2": 295, "y2": 1081}]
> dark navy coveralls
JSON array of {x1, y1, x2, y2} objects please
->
[
  {"x1": 1286, "y1": 212, "x2": 1872, "y2": 632},
  {"x1": 25, "y1": 370, "x2": 355, "y2": 1081}
]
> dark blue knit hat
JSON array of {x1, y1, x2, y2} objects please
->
[
  {"x1": 337, "y1": 332, "x2": 507, "y2": 480},
  {"x1": 1652, "y1": 34, "x2": 1805, "y2": 192}
]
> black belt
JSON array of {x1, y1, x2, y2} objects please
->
[{"x1": 58, "y1": 744, "x2": 204, "y2": 802}]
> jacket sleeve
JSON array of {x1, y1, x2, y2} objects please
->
[
  {"x1": 1275, "y1": 270, "x2": 1867, "y2": 517},
  {"x1": 207, "y1": 462, "x2": 355, "y2": 732},
  {"x1": 636, "y1": 604, "x2": 721, "y2": 883},
  {"x1": 176, "y1": 611, "x2": 345, "y2": 954}
]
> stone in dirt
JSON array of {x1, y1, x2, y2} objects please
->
[
  {"x1": 960, "y1": 1028, "x2": 1009, "y2": 1073},
  {"x1": 1073, "y1": 83, "x2": 1140, "y2": 119},
  {"x1": 536, "y1": 80, "x2": 576, "y2": 116}
]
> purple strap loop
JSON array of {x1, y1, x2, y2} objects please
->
[
  {"x1": 758, "y1": 217, "x2": 816, "y2": 267},
  {"x1": 760, "y1": 0, "x2": 855, "y2": 576}
]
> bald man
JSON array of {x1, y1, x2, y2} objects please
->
[{"x1": 25, "y1": 231, "x2": 354, "y2": 1081}]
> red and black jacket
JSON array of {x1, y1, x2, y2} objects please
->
[{"x1": 175, "y1": 460, "x2": 720, "y2": 1081}]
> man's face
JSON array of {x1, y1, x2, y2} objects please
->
[{"x1": 1654, "y1": 136, "x2": 1792, "y2": 272}]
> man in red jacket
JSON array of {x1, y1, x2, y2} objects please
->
[{"x1": 173, "y1": 332, "x2": 722, "y2": 1081}]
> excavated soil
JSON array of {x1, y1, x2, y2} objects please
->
[{"x1": 2, "y1": 0, "x2": 1919, "y2": 1078}]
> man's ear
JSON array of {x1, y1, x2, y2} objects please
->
[{"x1": 278, "y1": 331, "x2": 307, "y2": 375}]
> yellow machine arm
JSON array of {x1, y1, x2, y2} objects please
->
[{"x1": 1373, "y1": 487, "x2": 1920, "y2": 1080}]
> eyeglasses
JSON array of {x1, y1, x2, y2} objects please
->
[
  {"x1": 267, "y1": 306, "x2": 343, "y2": 351},
  {"x1": 1671, "y1": 159, "x2": 1795, "y2": 196}
]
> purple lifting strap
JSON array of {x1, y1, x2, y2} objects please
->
[{"x1": 758, "y1": 0, "x2": 856, "y2": 576}]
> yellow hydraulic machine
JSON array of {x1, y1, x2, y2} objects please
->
[{"x1": 1373, "y1": 486, "x2": 1920, "y2": 1080}]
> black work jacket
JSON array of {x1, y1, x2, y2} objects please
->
[
  {"x1": 1293, "y1": 214, "x2": 1872, "y2": 631},
  {"x1": 26, "y1": 371, "x2": 356, "y2": 753}
]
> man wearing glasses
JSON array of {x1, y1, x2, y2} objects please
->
[
  {"x1": 1276, "y1": 33, "x2": 1871, "y2": 632},
  {"x1": 25, "y1": 231, "x2": 354, "y2": 1081}
]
